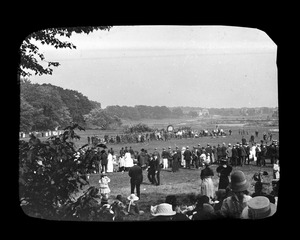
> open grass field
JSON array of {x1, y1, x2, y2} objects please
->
[{"x1": 65, "y1": 116, "x2": 279, "y2": 221}]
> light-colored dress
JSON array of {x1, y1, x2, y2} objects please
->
[
  {"x1": 99, "y1": 176, "x2": 111, "y2": 195},
  {"x1": 107, "y1": 153, "x2": 114, "y2": 173},
  {"x1": 124, "y1": 152, "x2": 134, "y2": 168},
  {"x1": 119, "y1": 156, "x2": 125, "y2": 169}
]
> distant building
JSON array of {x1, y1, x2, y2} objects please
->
[{"x1": 198, "y1": 108, "x2": 209, "y2": 117}]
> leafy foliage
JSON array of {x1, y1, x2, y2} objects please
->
[
  {"x1": 19, "y1": 79, "x2": 100, "y2": 131},
  {"x1": 83, "y1": 108, "x2": 122, "y2": 130},
  {"x1": 19, "y1": 124, "x2": 100, "y2": 220},
  {"x1": 104, "y1": 105, "x2": 180, "y2": 120},
  {"x1": 123, "y1": 123, "x2": 153, "y2": 133},
  {"x1": 19, "y1": 26, "x2": 112, "y2": 77}
]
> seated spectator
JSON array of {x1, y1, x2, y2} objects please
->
[
  {"x1": 220, "y1": 170, "x2": 252, "y2": 218},
  {"x1": 213, "y1": 189, "x2": 228, "y2": 212},
  {"x1": 126, "y1": 194, "x2": 144, "y2": 216},
  {"x1": 188, "y1": 195, "x2": 210, "y2": 219},
  {"x1": 252, "y1": 182, "x2": 276, "y2": 204},
  {"x1": 192, "y1": 203, "x2": 215, "y2": 220},
  {"x1": 241, "y1": 196, "x2": 277, "y2": 219},
  {"x1": 149, "y1": 203, "x2": 176, "y2": 221},
  {"x1": 165, "y1": 195, "x2": 190, "y2": 221}
]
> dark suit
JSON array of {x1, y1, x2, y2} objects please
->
[
  {"x1": 153, "y1": 156, "x2": 161, "y2": 185},
  {"x1": 128, "y1": 164, "x2": 143, "y2": 198}
]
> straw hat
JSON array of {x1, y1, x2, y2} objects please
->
[
  {"x1": 241, "y1": 196, "x2": 276, "y2": 219},
  {"x1": 150, "y1": 203, "x2": 176, "y2": 216},
  {"x1": 229, "y1": 170, "x2": 249, "y2": 192},
  {"x1": 127, "y1": 193, "x2": 139, "y2": 201}
]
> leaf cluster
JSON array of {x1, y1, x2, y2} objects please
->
[
  {"x1": 19, "y1": 26, "x2": 112, "y2": 77},
  {"x1": 19, "y1": 124, "x2": 101, "y2": 220}
]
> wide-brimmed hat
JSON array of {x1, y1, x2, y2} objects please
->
[
  {"x1": 229, "y1": 170, "x2": 249, "y2": 192},
  {"x1": 241, "y1": 196, "x2": 276, "y2": 219},
  {"x1": 150, "y1": 203, "x2": 176, "y2": 216},
  {"x1": 127, "y1": 193, "x2": 139, "y2": 201}
]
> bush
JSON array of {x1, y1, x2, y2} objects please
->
[
  {"x1": 19, "y1": 123, "x2": 100, "y2": 220},
  {"x1": 123, "y1": 123, "x2": 153, "y2": 133}
]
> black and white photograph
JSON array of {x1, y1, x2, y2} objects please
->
[{"x1": 19, "y1": 25, "x2": 279, "y2": 221}]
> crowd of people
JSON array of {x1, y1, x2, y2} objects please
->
[
  {"x1": 72, "y1": 128, "x2": 280, "y2": 221},
  {"x1": 86, "y1": 165, "x2": 279, "y2": 221}
]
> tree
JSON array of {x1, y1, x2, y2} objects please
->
[
  {"x1": 19, "y1": 124, "x2": 100, "y2": 220},
  {"x1": 19, "y1": 26, "x2": 112, "y2": 77},
  {"x1": 84, "y1": 108, "x2": 122, "y2": 130}
]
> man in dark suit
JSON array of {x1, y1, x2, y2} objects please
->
[
  {"x1": 183, "y1": 146, "x2": 192, "y2": 169},
  {"x1": 128, "y1": 159, "x2": 143, "y2": 198},
  {"x1": 152, "y1": 152, "x2": 161, "y2": 185}
]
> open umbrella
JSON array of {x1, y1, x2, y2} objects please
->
[{"x1": 97, "y1": 143, "x2": 107, "y2": 149}]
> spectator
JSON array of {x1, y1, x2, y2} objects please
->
[
  {"x1": 126, "y1": 194, "x2": 144, "y2": 216},
  {"x1": 220, "y1": 170, "x2": 252, "y2": 218},
  {"x1": 147, "y1": 156, "x2": 156, "y2": 185},
  {"x1": 137, "y1": 148, "x2": 148, "y2": 170},
  {"x1": 149, "y1": 203, "x2": 176, "y2": 221},
  {"x1": 100, "y1": 149, "x2": 108, "y2": 173},
  {"x1": 251, "y1": 181, "x2": 276, "y2": 204},
  {"x1": 183, "y1": 146, "x2": 192, "y2": 169},
  {"x1": 165, "y1": 195, "x2": 190, "y2": 221},
  {"x1": 106, "y1": 150, "x2": 114, "y2": 173},
  {"x1": 241, "y1": 196, "x2": 276, "y2": 219},
  {"x1": 191, "y1": 195, "x2": 215, "y2": 220},
  {"x1": 128, "y1": 159, "x2": 143, "y2": 199},
  {"x1": 273, "y1": 159, "x2": 280, "y2": 180},
  {"x1": 213, "y1": 189, "x2": 228, "y2": 213},
  {"x1": 161, "y1": 147, "x2": 169, "y2": 169},
  {"x1": 231, "y1": 144, "x2": 238, "y2": 167},
  {"x1": 216, "y1": 158, "x2": 233, "y2": 190},
  {"x1": 226, "y1": 143, "x2": 232, "y2": 165},
  {"x1": 99, "y1": 173, "x2": 111, "y2": 201},
  {"x1": 124, "y1": 150, "x2": 134, "y2": 171},
  {"x1": 200, "y1": 158, "x2": 215, "y2": 202}
]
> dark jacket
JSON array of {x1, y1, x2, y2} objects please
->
[
  {"x1": 128, "y1": 164, "x2": 143, "y2": 183},
  {"x1": 183, "y1": 149, "x2": 192, "y2": 160},
  {"x1": 100, "y1": 151, "x2": 108, "y2": 165},
  {"x1": 137, "y1": 152, "x2": 147, "y2": 168}
]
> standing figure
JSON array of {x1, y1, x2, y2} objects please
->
[
  {"x1": 161, "y1": 147, "x2": 169, "y2": 170},
  {"x1": 124, "y1": 150, "x2": 134, "y2": 171},
  {"x1": 107, "y1": 150, "x2": 114, "y2": 173},
  {"x1": 100, "y1": 150, "x2": 108, "y2": 174},
  {"x1": 200, "y1": 159, "x2": 215, "y2": 202},
  {"x1": 99, "y1": 173, "x2": 111, "y2": 200},
  {"x1": 128, "y1": 159, "x2": 143, "y2": 198},
  {"x1": 216, "y1": 158, "x2": 233, "y2": 190},
  {"x1": 147, "y1": 156, "x2": 156, "y2": 185},
  {"x1": 172, "y1": 150, "x2": 180, "y2": 172},
  {"x1": 152, "y1": 152, "x2": 161, "y2": 186},
  {"x1": 183, "y1": 146, "x2": 192, "y2": 169}
]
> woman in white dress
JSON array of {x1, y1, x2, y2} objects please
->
[
  {"x1": 181, "y1": 147, "x2": 186, "y2": 168},
  {"x1": 124, "y1": 151, "x2": 134, "y2": 171},
  {"x1": 107, "y1": 151, "x2": 114, "y2": 173}
]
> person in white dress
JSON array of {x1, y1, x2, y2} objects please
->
[
  {"x1": 124, "y1": 151, "x2": 134, "y2": 171},
  {"x1": 107, "y1": 151, "x2": 114, "y2": 173},
  {"x1": 181, "y1": 147, "x2": 186, "y2": 168}
]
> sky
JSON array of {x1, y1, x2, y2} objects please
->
[{"x1": 28, "y1": 25, "x2": 278, "y2": 109}]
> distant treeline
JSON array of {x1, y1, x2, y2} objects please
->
[
  {"x1": 20, "y1": 79, "x2": 102, "y2": 132},
  {"x1": 172, "y1": 106, "x2": 278, "y2": 117},
  {"x1": 104, "y1": 105, "x2": 184, "y2": 120},
  {"x1": 20, "y1": 79, "x2": 278, "y2": 132}
]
